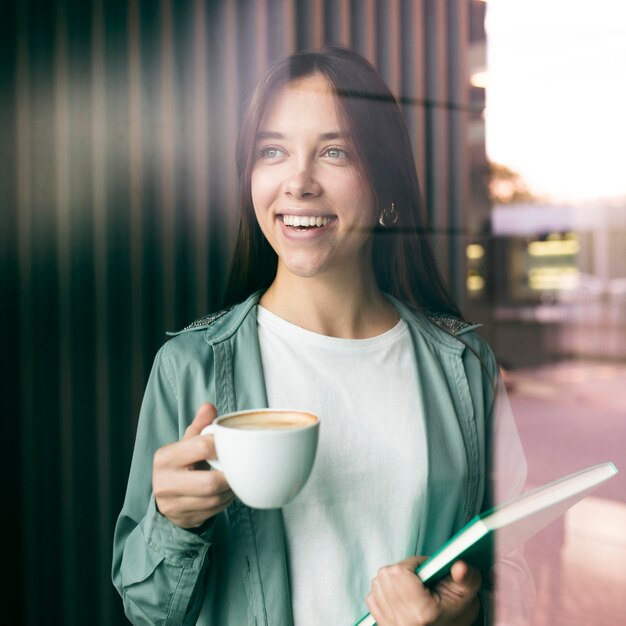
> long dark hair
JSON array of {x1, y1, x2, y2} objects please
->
[{"x1": 222, "y1": 46, "x2": 462, "y2": 319}]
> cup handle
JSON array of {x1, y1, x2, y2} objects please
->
[{"x1": 200, "y1": 423, "x2": 223, "y2": 472}]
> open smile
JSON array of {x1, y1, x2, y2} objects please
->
[{"x1": 279, "y1": 214, "x2": 337, "y2": 230}]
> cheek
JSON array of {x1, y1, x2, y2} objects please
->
[
  {"x1": 349, "y1": 182, "x2": 378, "y2": 226},
  {"x1": 250, "y1": 171, "x2": 265, "y2": 212},
  {"x1": 251, "y1": 169, "x2": 282, "y2": 216},
  {"x1": 250, "y1": 173, "x2": 276, "y2": 242}
]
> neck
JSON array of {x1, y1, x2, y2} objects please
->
[{"x1": 259, "y1": 266, "x2": 399, "y2": 339}]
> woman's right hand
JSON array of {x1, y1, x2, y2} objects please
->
[{"x1": 152, "y1": 403, "x2": 235, "y2": 529}]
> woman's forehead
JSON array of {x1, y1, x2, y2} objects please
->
[{"x1": 258, "y1": 73, "x2": 345, "y2": 132}]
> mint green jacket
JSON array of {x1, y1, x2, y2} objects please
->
[{"x1": 112, "y1": 292, "x2": 528, "y2": 625}]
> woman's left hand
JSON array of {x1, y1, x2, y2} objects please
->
[{"x1": 365, "y1": 556, "x2": 482, "y2": 626}]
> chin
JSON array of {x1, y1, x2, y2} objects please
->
[
  {"x1": 277, "y1": 251, "x2": 329, "y2": 278},
  {"x1": 280, "y1": 258, "x2": 329, "y2": 279}
]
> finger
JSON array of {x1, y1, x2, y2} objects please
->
[
  {"x1": 445, "y1": 561, "x2": 482, "y2": 597},
  {"x1": 370, "y1": 575, "x2": 396, "y2": 622},
  {"x1": 154, "y1": 435, "x2": 217, "y2": 470},
  {"x1": 184, "y1": 403, "x2": 218, "y2": 439},
  {"x1": 156, "y1": 468, "x2": 232, "y2": 498},
  {"x1": 365, "y1": 592, "x2": 383, "y2": 624},
  {"x1": 160, "y1": 492, "x2": 236, "y2": 529},
  {"x1": 398, "y1": 555, "x2": 428, "y2": 572},
  {"x1": 161, "y1": 491, "x2": 235, "y2": 517},
  {"x1": 378, "y1": 563, "x2": 433, "y2": 621},
  {"x1": 451, "y1": 560, "x2": 469, "y2": 581}
]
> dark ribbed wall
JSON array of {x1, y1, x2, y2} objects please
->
[{"x1": 2, "y1": 1, "x2": 482, "y2": 623}]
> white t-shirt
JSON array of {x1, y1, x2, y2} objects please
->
[{"x1": 257, "y1": 306, "x2": 427, "y2": 625}]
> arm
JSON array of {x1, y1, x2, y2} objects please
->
[
  {"x1": 111, "y1": 345, "x2": 232, "y2": 625},
  {"x1": 479, "y1": 375, "x2": 536, "y2": 625},
  {"x1": 459, "y1": 337, "x2": 535, "y2": 625}
]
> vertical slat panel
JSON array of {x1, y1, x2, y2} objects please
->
[
  {"x1": 297, "y1": 0, "x2": 324, "y2": 50},
  {"x1": 7, "y1": 2, "x2": 482, "y2": 623},
  {"x1": 267, "y1": 0, "x2": 297, "y2": 61},
  {"x1": 324, "y1": 0, "x2": 351, "y2": 46},
  {"x1": 53, "y1": 2, "x2": 78, "y2": 621},
  {"x1": 159, "y1": 0, "x2": 177, "y2": 330},
  {"x1": 91, "y1": 0, "x2": 114, "y2": 621},
  {"x1": 446, "y1": 0, "x2": 469, "y2": 303},
  {"x1": 68, "y1": 0, "x2": 101, "y2": 618},
  {"x1": 30, "y1": 2, "x2": 65, "y2": 623},
  {"x1": 128, "y1": 0, "x2": 147, "y2": 409},
  {"x1": 255, "y1": 0, "x2": 269, "y2": 72},
  {"x1": 401, "y1": 0, "x2": 427, "y2": 186},
  {"x1": 351, "y1": 0, "x2": 377, "y2": 64},
  {"x1": 1, "y1": 0, "x2": 21, "y2": 621},
  {"x1": 102, "y1": 4, "x2": 135, "y2": 604},
  {"x1": 207, "y1": 0, "x2": 239, "y2": 305},
  {"x1": 236, "y1": 0, "x2": 258, "y2": 113},
  {"x1": 190, "y1": 0, "x2": 210, "y2": 315},
  {"x1": 284, "y1": 0, "x2": 297, "y2": 53},
  {"x1": 15, "y1": 2, "x2": 36, "y2": 624},
  {"x1": 376, "y1": 0, "x2": 401, "y2": 95},
  {"x1": 423, "y1": 0, "x2": 450, "y2": 275},
  {"x1": 139, "y1": 0, "x2": 164, "y2": 343}
]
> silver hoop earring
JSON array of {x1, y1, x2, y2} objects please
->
[{"x1": 378, "y1": 202, "x2": 399, "y2": 227}]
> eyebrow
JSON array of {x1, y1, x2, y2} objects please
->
[{"x1": 255, "y1": 130, "x2": 347, "y2": 141}]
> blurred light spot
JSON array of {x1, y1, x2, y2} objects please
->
[
  {"x1": 527, "y1": 239, "x2": 580, "y2": 257},
  {"x1": 470, "y1": 70, "x2": 488, "y2": 89},
  {"x1": 467, "y1": 274, "x2": 485, "y2": 291},
  {"x1": 466, "y1": 243, "x2": 486, "y2": 260},
  {"x1": 528, "y1": 267, "x2": 580, "y2": 290}
]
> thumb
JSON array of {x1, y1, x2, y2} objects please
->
[
  {"x1": 450, "y1": 561, "x2": 481, "y2": 594},
  {"x1": 183, "y1": 402, "x2": 218, "y2": 439},
  {"x1": 399, "y1": 555, "x2": 429, "y2": 573}
]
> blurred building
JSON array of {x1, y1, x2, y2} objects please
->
[{"x1": 487, "y1": 201, "x2": 626, "y2": 365}]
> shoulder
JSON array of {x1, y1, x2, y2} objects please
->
[
  {"x1": 156, "y1": 307, "x2": 235, "y2": 372},
  {"x1": 166, "y1": 307, "x2": 235, "y2": 337},
  {"x1": 424, "y1": 312, "x2": 478, "y2": 337},
  {"x1": 426, "y1": 312, "x2": 494, "y2": 366},
  {"x1": 152, "y1": 305, "x2": 240, "y2": 385},
  {"x1": 395, "y1": 300, "x2": 498, "y2": 375},
  {"x1": 165, "y1": 291, "x2": 262, "y2": 343},
  {"x1": 393, "y1": 297, "x2": 479, "y2": 347},
  {"x1": 421, "y1": 312, "x2": 500, "y2": 400}
]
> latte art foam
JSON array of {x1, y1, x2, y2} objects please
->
[{"x1": 220, "y1": 411, "x2": 316, "y2": 431}]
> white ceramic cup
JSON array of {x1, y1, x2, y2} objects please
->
[{"x1": 200, "y1": 408, "x2": 319, "y2": 509}]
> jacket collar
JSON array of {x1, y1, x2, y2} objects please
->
[
  {"x1": 202, "y1": 291, "x2": 263, "y2": 345},
  {"x1": 203, "y1": 290, "x2": 478, "y2": 353}
]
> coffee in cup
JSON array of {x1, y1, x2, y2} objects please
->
[
  {"x1": 217, "y1": 411, "x2": 315, "y2": 430},
  {"x1": 201, "y1": 408, "x2": 319, "y2": 509}
]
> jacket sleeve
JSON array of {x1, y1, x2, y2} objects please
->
[
  {"x1": 111, "y1": 342, "x2": 215, "y2": 625},
  {"x1": 480, "y1": 373, "x2": 536, "y2": 626}
]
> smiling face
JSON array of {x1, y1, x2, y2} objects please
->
[{"x1": 250, "y1": 73, "x2": 378, "y2": 283}]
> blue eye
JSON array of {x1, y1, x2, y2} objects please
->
[
  {"x1": 259, "y1": 146, "x2": 284, "y2": 160},
  {"x1": 324, "y1": 147, "x2": 347, "y2": 159}
]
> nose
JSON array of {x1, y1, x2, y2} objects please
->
[{"x1": 283, "y1": 159, "x2": 322, "y2": 198}]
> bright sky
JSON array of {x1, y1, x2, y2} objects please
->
[{"x1": 485, "y1": 0, "x2": 626, "y2": 202}]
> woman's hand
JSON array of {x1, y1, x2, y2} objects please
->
[
  {"x1": 365, "y1": 556, "x2": 482, "y2": 626},
  {"x1": 152, "y1": 403, "x2": 235, "y2": 529}
]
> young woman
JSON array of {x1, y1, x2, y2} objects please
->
[{"x1": 113, "y1": 47, "x2": 532, "y2": 625}]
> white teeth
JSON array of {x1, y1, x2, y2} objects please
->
[{"x1": 283, "y1": 215, "x2": 331, "y2": 228}]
